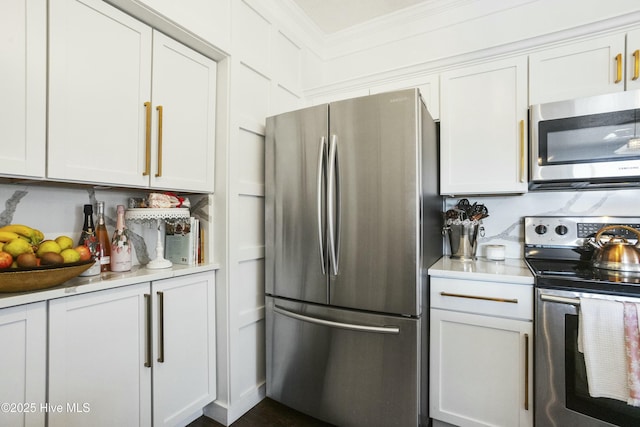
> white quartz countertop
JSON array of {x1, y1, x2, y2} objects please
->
[
  {"x1": 0, "y1": 263, "x2": 220, "y2": 310},
  {"x1": 428, "y1": 256, "x2": 534, "y2": 284}
]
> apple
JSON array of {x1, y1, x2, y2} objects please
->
[
  {"x1": 74, "y1": 245, "x2": 91, "y2": 262},
  {"x1": 0, "y1": 251, "x2": 13, "y2": 269}
]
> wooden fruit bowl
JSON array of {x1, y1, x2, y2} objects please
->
[{"x1": 0, "y1": 260, "x2": 95, "y2": 293}]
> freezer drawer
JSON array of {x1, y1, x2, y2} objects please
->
[{"x1": 266, "y1": 296, "x2": 423, "y2": 427}]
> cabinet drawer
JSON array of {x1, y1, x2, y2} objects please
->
[{"x1": 430, "y1": 277, "x2": 533, "y2": 320}]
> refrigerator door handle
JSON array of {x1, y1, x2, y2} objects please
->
[
  {"x1": 317, "y1": 136, "x2": 327, "y2": 275},
  {"x1": 328, "y1": 134, "x2": 340, "y2": 276},
  {"x1": 273, "y1": 305, "x2": 400, "y2": 334}
]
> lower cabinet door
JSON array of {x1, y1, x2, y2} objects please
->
[
  {"x1": 152, "y1": 272, "x2": 216, "y2": 427},
  {"x1": 0, "y1": 302, "x2": 46, "y2": 427},
  {"x1": 48, "y1": 283, "x2": 152, "y2": 427},
  {"x1": 430, "y1": 309, "x2": 533, "y2": 427}
]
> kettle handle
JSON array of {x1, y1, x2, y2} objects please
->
[{"x1": 595, "y1": 225, "x2": 640, "y2": 246}]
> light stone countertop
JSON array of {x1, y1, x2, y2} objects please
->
[
  {"x1": 0, "y1": 263, "x2": 220, "y2": 310},
  {"x1": 428, "y1": 256, "x2": 534, "y2": 285}
]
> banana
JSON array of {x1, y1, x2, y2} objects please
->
[
  {"x1": 0, "y1": 231, "x2": 21, "y2": 243},
  {"x1": 0, "y1": 224, "x2": 36, "y2": 242},
  {"x1": 33, "y1": 229, "x2": 44, "y2": 245}
]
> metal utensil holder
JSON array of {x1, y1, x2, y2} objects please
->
[{"x1": 445, "y1": 222, "x2": 482, "y2": 260}]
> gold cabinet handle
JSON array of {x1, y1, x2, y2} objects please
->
[
  {"x1": 155, "y1": 106, "x2": 163, "y2": 178},
  {"x1": 144, "y1": 293, "x2": 152, "y2": 368},
  {"x1": 440, "y1": 291, "x2": 518, "y2": 304},
  {"x1": 524, "y1": 333, "x2": 529, "y2": 410},
  {"x1": 633, "y1": 50, "x2": 640, "y2": 81},
  {"x1": 519, "y1": 119, "x2": 525, "y2": 183},
  {"x1": 157, "y1": 291, "x2": 165, "y2": 363},
  {"x1": 615, "y1": 53, "x2": 623, "y2": 83},
  {"x1": 143, "y1": 102, "x2": 152, "y2": 176}
]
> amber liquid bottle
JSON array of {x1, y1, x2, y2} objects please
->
[{"x1": 95, "y1": 201, "x2": 111, "y2": 271}]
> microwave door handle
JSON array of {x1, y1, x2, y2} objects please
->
[{"x1": 317, "y1": 137, "x2": 327, "y2": 275}]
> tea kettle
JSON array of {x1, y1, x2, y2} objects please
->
[{"x1": 590, "y1": 225, "x2": 640, "y2": 272}]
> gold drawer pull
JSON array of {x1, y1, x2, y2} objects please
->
[
  {"x1": 524, "y1": 333, "x2": 530, "y2": 410},
  {"x1": 439, "y1": 291, "x2": 518, "y2": 304},
  {"x1": 615, "y1": 53, "x2": 623, "y2": 83},
  {"x1": 633, "y1": 49, "x2": 640, "y2": 81}
]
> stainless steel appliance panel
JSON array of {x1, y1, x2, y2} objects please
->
[
  {"x1": 327, "y1": 90, "x2": 422, "y2": 316},
  {"x1": 265, "y1": 296, "x2": 421, "y2": 427},
  {"x1": 530, "y1": 90, "x2": 640, "y2": 189},
  {"x1": 265, "y1": 105, "x2": 329, "y2": 305}
]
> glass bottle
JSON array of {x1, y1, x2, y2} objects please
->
[
  {"x1": 95, "y1": 201, "x2": 111, "y2": 272},
  {"x1": 79, "y1": 204, "x2": 100, "y2": 276},
  {"x1": 110, "y1": 205, "x2": 132, "y2": 272}
]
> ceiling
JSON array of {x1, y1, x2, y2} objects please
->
[{"x1": 292, "y1": 0, "x2": 428, "y2": 34}]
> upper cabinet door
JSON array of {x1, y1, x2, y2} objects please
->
[
  {"x1": 48, "y1": 0, "x2": 152, "y2": 187},
  {"x1": 0, "y1": 0, "x2": 46, "y2": 178},
  {"x1": 440, "y1": 56, "x2": 529, "y2": 196},
  {"x1": 627, "y1": 29, "x2": 640, "y2": 91},
  {"x1": 150, "y1": 31, "x2": 217, "y2": 192},
  {"x1": 529, "y1": 34, "x2": 626, "y2": 105}
]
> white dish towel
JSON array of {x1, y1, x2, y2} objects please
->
[{"x1": 579, "y1": 297, "x2": 628, "y2": 402}]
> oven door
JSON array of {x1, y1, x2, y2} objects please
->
[
  {"x1": 530, "y1": 90, "x2": 640, "y2": 183},
  {"x1": 536, "y1": 287, "x2": 640, "y2": 427}
]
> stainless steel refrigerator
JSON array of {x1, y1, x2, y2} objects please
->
[{"x1": 265, "y1": 88, "x2": 441, "y2": 427}]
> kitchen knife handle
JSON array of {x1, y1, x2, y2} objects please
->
[
  {"x1": 633, "y1": 50, "x2": 639, "y2": 81},
  {"x1": 143, "y1": 102, "x2": 152, "y2": 176},
  {"x1": 155, "y1": 106, "x2": 163, "y2": 178},
  {"x1": 524, "y1": 333, "x2": 529, "y2": 410},
  {"x1": 615, "y1": 53, "x2": 623, "y2": 83},
  {"x1": 144, "y1": 293, "x2": 152, "y2": 368},
  {"x1": 519, "y1": 120, "x2": 525, "y2": 183},
  {"x1": 328, "y1": 134, "x2": 339, "y2": 276},
  {"x1": 317, "y1": 137, "x2": 327, "y2": 275},
  {"x1": 157, "y1": 291, "x2": 165, "y2": 363}
]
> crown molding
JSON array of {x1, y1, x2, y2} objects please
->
[{"x1": 322, "y1": 0, "x2": 538, "y2": 59}]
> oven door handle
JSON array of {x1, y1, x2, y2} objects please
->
[{"x1": 540, "y1": 293, "x2": 580, "y2": 306}]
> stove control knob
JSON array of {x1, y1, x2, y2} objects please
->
[
  {"x1": 555, "y1": 225, "x2": 569, "y2": 236},
  {"x1": 535, "y1": 224, "x2": 547, "y2": 235}
]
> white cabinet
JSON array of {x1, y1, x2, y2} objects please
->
[
  {"x1": 529, "y1": 30, "x2": 640, "y2": 104},
  {"x1": 152, "y1": 273, "x2": 217, "y2": 427},
  {"x1": 529, "y1": 34, "x2": 626, "y2": 105},
  {"x1": 627, "y1": 29, "x2": 640, "y2": 91},
  {"x1": 48, "y1": 0, "x2": 216, "y2": 192},
  {"x1": 48, "y1": 283, "x2": 152, "y2": 427},
  {"x1": 0, "y1": 0, "x2": 46, "y2": 179},
  {"x1": 440, "y1": 56, "x2": 528, "y2": 195},
  {"x1": 0, "y1": 302, "x2": 47, "y2": 427},
  {"x1": 48, "y1": 272, "x2": 216, "y2": 427},
  {"x1": 430, "y1": 277, "x2": 533, "y2": 427}
]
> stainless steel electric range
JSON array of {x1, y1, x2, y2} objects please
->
[{"x1": 524, "y1": 216, "x2": 640, "y2": 427}]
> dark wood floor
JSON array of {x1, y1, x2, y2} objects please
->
[{"x1": 188, "y1": 398, "x2": 334, "y2": 427}]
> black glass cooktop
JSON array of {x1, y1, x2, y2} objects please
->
[{"x1": 526, "y1": 258, "x2": 640, "y2": 295}]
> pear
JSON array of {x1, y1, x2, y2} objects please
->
[
  {"x1": 3, "y1": 238, "x2": 34, "y2": 258},
  {"x1": 36, "y1": 240, "x2": 62, "y2": 257},
  {"x1": 60, "y1": 248, "x2": 81, "y2": 264},
  {"x1": 55, "y1": 235, "x2": 74, "y2": 251}
]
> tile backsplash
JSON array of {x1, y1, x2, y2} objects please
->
[
  {"x1": 444, "y1": 189, "x2": 640, "y2": 259},
  {"x1": 0, "y1": 181, "x2": 209, "y2": 266}
]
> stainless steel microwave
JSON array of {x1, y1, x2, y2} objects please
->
[{"x1": 530, "y1": 90, "x2": 640, "y2": 190}]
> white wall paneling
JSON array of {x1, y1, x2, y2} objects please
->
[
  {"x1": 275, "y1": 30, "x2": 302, "y2": 94},
  {"x1": 236, "y1": 1, "x2": 271, "y2": 76}
]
